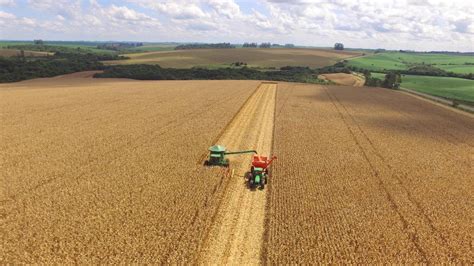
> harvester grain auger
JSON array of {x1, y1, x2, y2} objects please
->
[
  {"x1": 247, "y1": 155, "x2": 276, "y2": 190},
  {"x1": 204, "y1": 145, "x2": 257, "y2": 167}
]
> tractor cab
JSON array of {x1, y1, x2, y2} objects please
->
[
  {"x1": 248, "y1": 166, "x2": 266, "y2": 190},
  {"x1": 252, "y1": 167, "x2": 264, "y2": 175},
  {"x1": 252, "y1": 167, "x2": 264, "y2": 182}
]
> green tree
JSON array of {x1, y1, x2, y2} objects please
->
[
  {"x1": 334, "y1": 43, "x2": 344, "y2": 50},
  {"x1": 382, "y1": 72, "x2": 401, "y2": 89}
]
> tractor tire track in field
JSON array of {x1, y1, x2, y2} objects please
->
[
  {"x1": 323, "y1": 86, "x2": 462, "y2": 263},
  {"x1": 197, "y1": 82, "x2": 277, "y2": 265},
  {"x1": 328, "y1": 89, "x2": 462, "y2": 262},
  {"x1": 322, "y1": 86, "x2": 429, "y2": 262}
]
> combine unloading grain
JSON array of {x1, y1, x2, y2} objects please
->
[
  {"x1": 204, "y1": 145, "x2": 276, "y2": 190},
  {"x1": 204, "y1": 145, "x2": 257, "y2": 167}
]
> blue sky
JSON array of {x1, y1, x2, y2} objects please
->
[{"x1": 1, "y1": 0, "x2": 473, "y2": 51}]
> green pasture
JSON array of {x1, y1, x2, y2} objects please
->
[{"x1": 349, "y1": 52, "x2": 474, "y2": 74}]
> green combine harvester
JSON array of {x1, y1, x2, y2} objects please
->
[{"x1": 204, "y1": 145, "x2": 257, "y2": 167}]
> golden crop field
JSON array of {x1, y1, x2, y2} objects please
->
[
  {"x1": 105, "y1": 48, "x2": 362, "y2": 68},
  {"x1": 266, "y1": 83, "x2": 474, "y2": 263},
  {"x1": 1, "y1": 73, "x2": 473, "y2": 264},
  {"x1": 0, "y1": 73, "x2": 261, "y2": 263}
]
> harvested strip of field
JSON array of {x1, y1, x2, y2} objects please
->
[
  {"x1": 0, "y1": 74, "x2": 260, "y2": 263},
  {"x1": 198, "y1": 83, "x2": 277, "y2": 264},
  {"x1": 104, "y1": 48, "x2": 362, "y2": 68},
  {"x1": 320, "y1": 73, "x2": 365, "y2": 86},
  {"x1": 266, "y1": 83, "x2": 473, "y2": 264}
]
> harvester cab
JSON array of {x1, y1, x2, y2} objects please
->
[{"x1": 205, "y1": 145, "x2": 257, "y2": 167}]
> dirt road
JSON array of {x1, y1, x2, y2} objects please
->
[
  {"x1": 320, "y1": 73, "x2": 365, "y2": 87},
  {"x1": 198, "y1": 83, "x2": 277, "y2": 264}
]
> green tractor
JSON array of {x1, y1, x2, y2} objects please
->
[
  {"x1": 204, "y1": 145, "x2": 257, "y2": 167},
  {"x1": 246, "y1": 155, "x2": 276, "y2": 190},
  {"x1": 247, "y1": 167, "x2": 267, "y2": 190}
]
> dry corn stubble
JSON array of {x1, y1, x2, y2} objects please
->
[
  {"x1": 198, "y1": 83, "x2": 276, "y2": 265},
  {"x1": 265, "y1": 83, "x2": 473, "y2": 264},
  {"x1": 2, "y1": 74, "x2": 472, "y2": 264},
  {"x1": 0, "y1": 75, "x2": 260, "y2": 263}
]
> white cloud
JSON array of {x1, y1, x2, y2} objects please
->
[
  {"x1": 186, "y1": 21, "x2": 217, "y2": 31},
  {"x1": 27, "y1": 0, "x2": 82, "y2": 19},
  {"x1": 258, "y1": 0, "x2": 474, "y2": 50},
  {"x1": 206, "y1": 0, "x2": 241, "y2": 19},
  {"x1": 452, "y1": 18, "x2": 474, "y2": 34},
  {"x1": 0, "y1": 12, "x2": 39, "y2": 29},
  {"x1": 1, "y1": 0, "x2": 473, "y2": 51},
  {"x1": 129, "y1": 0, "x2": 207, "y2": 20},
  {"x1": 0, "y1": 0, "x2": 15, "y2": 7},
  {"x1": 84, "y1": 3, "x2": 161, "y2": 33},
  {"x1": 0, "y1": 10, "x2": 16, "y2": 19},
  {"x1": 107, "y1": 5, "x2": 155, "y2": 22}
]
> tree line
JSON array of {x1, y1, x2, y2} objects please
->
[
  {"x1": 97, "y1": 42, "x2": 144, "y2": 51},
  {"x1": 6, "y1": 44, "x2": 119, "y2": 56},
  {"x1": 175, "y1": 43, "x2": 235, "y2": 50},
  {"x1": 94, "y1": 64, "x2": 326, "y2": 84},
  {"x1": 0, "y1": 47, "x2": 124, "y2": 83},
  {"x1": 93, "y1": 63, "x2": 403, "y2": 89},
  {"x1": 242, "y1": 43, "x2": 295, "y2": 48}
]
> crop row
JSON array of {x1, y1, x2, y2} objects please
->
[
  {"x1": 265, "y1": 83, "x2": 473, "y2": 263},
  {"x1": 0, "y1": 79, "x2": 259, "y2": 263}
]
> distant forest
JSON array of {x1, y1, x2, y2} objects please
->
[
  {"x1": 175, "y1": 43, "x2": 235, "y2": 50},
  {"x1": 94, "y1": 65, "x2": 326, "y2": 84},
  {"x1": 0, "y1": 45, "x2": 123, "y2": 83}
]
